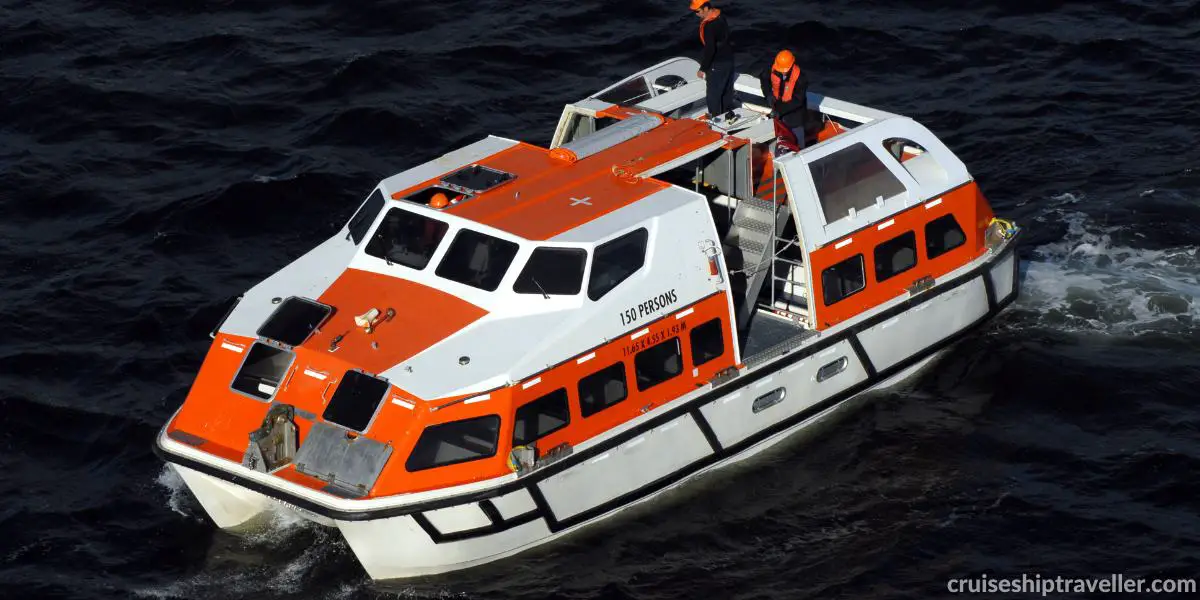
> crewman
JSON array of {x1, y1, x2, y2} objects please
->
[
  {"x1": 691, "y1": 0, "x2": 736, "y2": 122},
  {"x1": 760, "y1": 49, "x2": 810, "y2": 149}
]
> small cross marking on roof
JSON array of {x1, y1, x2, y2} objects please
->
[{"x1": 569, "y1": 196, "x2": 592, "y2": 206}]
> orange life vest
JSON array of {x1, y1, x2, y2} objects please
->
[
  {"x1": 771, "y1": 66, "x2": 801, "y2": 103},
  {"x1": 698, "y1": 9, "x2": 721, "y2": 45}
]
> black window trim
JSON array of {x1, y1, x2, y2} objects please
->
[
  {"x1": 821, "y1": 253, "x2": 868, "y2": 307},
  {"x1": 689, "y1": 318, "x2": 726, "y2": 367},
  {"x1": 873, "y1": 230, "x2": 919, "y2": 283},
  {"x1": 434, "y1": 227, "x2": 523, "y2": 292},
  {"x1": 578, "y1": 361, "x2": 630, "y2": 418},
  {"x1": 513, "y1": 245, "x2": 590, "y2": 296},
  {"x1": 228, "y1": 341, "x2": 296, "y2": 403},
  {"x1": 512, "y1": 388, "x2": 572, "y2": 447},
  {"x1": 363, "y1": 207, "x2": 452, "y2": 271},
  {"x1": 587, "y1": 227, "x2": 649, "y2": 301},
  {"x1": 321, "y1": 369, "x2": 392, "y2": 434},
  {"x1": 347, "y1": 189, "x2": 387, "y2": 245},
  {"x1": 634, "y1": 336, "x2": 684, "y2": 392},
  {"x1": 925, "y1": 213, "x2": 967, "y2": 260},
  {"x1": 405, "y1": 414, "x2": 503, "y2": 472}
]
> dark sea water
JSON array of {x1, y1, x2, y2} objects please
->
[{"x1": 3, "y1": 1, "x2": 1199, "y2": 598}]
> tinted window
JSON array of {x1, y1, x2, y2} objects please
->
[
  {"x1": 406, "y1": 415, "x2": 501, "y2": 472},
  {"x1": 874, "y1": 231, "x2": 918, "y2": 282},
  {"x1": 690, "y1": 319, "x2": 725, "y2": 366},
  {"x1": 821, "y1": 254, "x2": 866, "y2": 306},
  {"x1": 257, "y1": 297, "x2": 331, "y2": 346},
  {"x1": 588, "y1": 229, "x2": 648, "y2": 301},
  {"x1": 596, "y1": 77, "x2": 652, "y2": 105},
  {"x1": 364, "y1": 208, "x2": 449, "y2": 270},
  {"x1": 578, "y1": 362, "x2": 629, "y2": 417},
  {"x1": 635, "y1": 337, "x2": 683, "y2": 391},
  {"x1": 322, "y1": 370, "x2": 390, "y2": 432},
  {"x1": 514, "y1": 247, "x2": 587, "y2": 296},
  {"x1": 926, "y1": 214, "x2": 967, "y2": 259},
  {"x1": 230, "y1": 343, "x2": 294, "y2": 401},
  {"x1": 513, "y1": 388, "x2": 570, "y2": 446},
  {"x1": 810, "y1": 143, "x2": 906, "y2": 223},
  {"x1": 348, "y1": 189, "x2": 386, "y2": 245},
  {"x1": 436, "y1": 229, "x2": 520, "y2": 291}
]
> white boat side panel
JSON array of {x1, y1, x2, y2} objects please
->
[
  {"x1": 378, "y1": 136, "x2": 519, "y2": 197},
  {"x1": 491, "y1": 488, "x2": 537, "y2": 520},
  {"x1": 220, "y1": 233, "x2": 358, "y2": 339},
  {"x1": 699, "y1": 339, "x2": 869, "y2": 448},
  {"x1": 423, "y1": 502, "x2": 492, "y2": 534},
  {"x1": 858, "y1": 277, "x2": 989, "y2": 372},
  {"x1": 172, "y1": 465, "x2": 269, "y2": 529},
  {"x1": 990, "y1": 252, "x2": 1017, "y2": 303},
  {"x1": 538, "y1": 414, "x2": 712, "y2": 520},
  {"x1": 337, "y1": 513, "x2": 551, "y2": 580}
]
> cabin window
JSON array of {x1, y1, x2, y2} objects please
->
[
  {"x1": 882, "y1": 138, "x2": 949, "y2": 191},
  {"x1": 406, "y1": 415, "x2": 501, "y2": 472},
  {"x1": 597, "y1": 77, "x2": 652, "y2": 106},
  {"x1": 588, "y1": 228, "x2": 648, "y2": 301},
  {"x1": 347, "y1": 189, "x2": 385, "y2": 245},
  {"x1": 810, "y1": 143, "x2": 906, "y2": 223},
  {"x1": 821, "y1": 254, "x2": 866, "y2": 306},
  {"x1": 690, "y1": 319, "x2": 725, "y2": 366},
  {"x1": 257, "y1": 297, "x2": 332, "y2": 347},
  {"x1": 322, "y1": 370, "x2": 390, "y2": 432},
  {"x1": 513, "y1": 388, "x2": 571, "y2": 447},
  {"x1": 635, "y1": 337, "x2": 683, "y2": 391},
  {"x1": 578, "y1": 362, "x2": 629, "y2": 417},
  {"x1": 874, "y1": 231, "x2": 918, "y2": 282},
  {"x1": 925, "y1": 214, "x2": 967, "y2": 259},
  {"x1": 514, "y1": 247, "x2": 587, "y2": 296},
  {"x1": 365, "y1": 208, "x2": 449, "y2": 270},
  {"x1": 436, "y1": 229, "x2": 521, "y2": 291},
  {"x1": 230, "y1": 343, "x2": 294, "y2": 401}
]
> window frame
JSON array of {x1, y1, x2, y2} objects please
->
[
  {"x1": 808, "y1": 142, "x2": 908, "y2": 225},
  {"x1": 689, "y1": 318, "x2": 726, "y2": 367},
  {"x1": 873, "y1": 230, "x2": 919, "y2": 283},
  {"x1": 363, "y1": 207, "x2": 450, "y2": 271},
  {"x1": 405, "y1": 414, "x2": 502, "y2": 472},
  {"x1": 434, "y1": 228, "x2": 522, "y2": 292},
  {"x1": 821, "y1": 254, "x2": 867, "y2": 306},
  {"x1": 513, "y1": 246, "x2": 589, "y2": 296},
  {"x1": 634, "y1": 337, "x2": 684, "y2": 392},
  {"x1": 578, "y1": 362, "x2": 630, "y2": 418},
  {"x1": 320, "y1": 369, "x2": 391, "y2": 433},
  {"x1": 925, "y1": 214, "x2": 967, "y2": 260},
  {"x1": 587, "y1": 228, "x2": 649, "y2": 301},
  {"x1": 512, "y1": 388, "x2": 571, "y2": 447},
  {"x1": 347, "y1": 189, "x2": 386, "y2": 245}
]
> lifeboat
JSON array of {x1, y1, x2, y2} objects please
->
[{"x1": 156, "y1": 57, "x2": 1021, "y2": 579}]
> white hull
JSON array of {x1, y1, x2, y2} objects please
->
[{"x1": 163, "y1": 237, "x2": 1019, "y2": 580}]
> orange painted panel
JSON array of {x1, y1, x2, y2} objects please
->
[{"x1": 304, "y1": 268, "x2": 488, "y2": 376}]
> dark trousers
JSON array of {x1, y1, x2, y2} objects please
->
[{"x1": 705, "y1": 61, "x2": 736, "y2": 116}]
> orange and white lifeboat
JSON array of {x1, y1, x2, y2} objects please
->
[{"x1": 156, "y1": 56, "x2": 1021, "y2": 580}]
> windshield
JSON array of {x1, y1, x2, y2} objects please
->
[
  {"x1": 364, "y1": 208, "x2": 449, "y2": 270},
  {"x1": 435, "y1": 229, "x2": 520, "y2": 291}
]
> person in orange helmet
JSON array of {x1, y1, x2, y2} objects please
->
[
  {"x1": 429, "y1": 192, "x2": 450, "y2": 209},
  {"x1": 690, "y1": 1, "x2": 736, "y2": 123},
  {"x1": 759, "y1": 49, "x2": 810, "y2": 149}
]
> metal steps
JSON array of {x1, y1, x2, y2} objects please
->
[{"x1": 723, "y1": 198, "x2": 791, "y2": 340}]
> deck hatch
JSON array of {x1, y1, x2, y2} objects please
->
[
  {"x1": 441, "y1": 165, "x2": 514, "y2": 194},
  {"x1": 294, "y1": 421, "x2": 394, "y2": 497},
  {"x1": 230, "y1": 342, "x2": 294, "y2": 401},
  {"x1": 322, "y1": 370, "x2": 390, "y2": 432},
  {"x1": 257, "y1": 297, "x2": 332, "y2": 347}
]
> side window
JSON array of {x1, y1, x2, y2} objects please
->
[
  {"x1": 347, "y1": 189, "x2": 386, "y2": 245},
  {"x1": 882, "y1": 138, "x2": 949, "y2": 190},
  {"x1": 634, "y1": 337, "x2": 683, "y2": 391},
  {"x1": 514, "y1": 247, "x2": 588, "y2": 296},
  {"x1": 364, "y1": 208, "x2": 449, "y2": 270},
  {"x1": 874, "y1": 231, "x2": 918, "y2": 282},
  {"x1": 690, "y1": 319, "x2": 725, "y2": 367},
  {"x1": 821, "y1": 254, "x2": 866, "y2": 306},
  {"x1": 578, "y1": 362, "x2": 629, "y2": 417},
  {"x1": 435, "y1": 229, "x2": 521, "y2": 291},
  {"x1": 513, "y1": 388, "x2": 570, "y2": 447},
  {"x1": 926, "y1": 214, "x2": 966, "y2": 259},
  {"x1": 405, "y1": 415, "x2": 501, "y2": 472},
  {"x1": 809, "y1": 143, "x2": 906, "y2": 223},
  {"x1": 588, "y1": 228, "x2": 648, "y2": 301}
]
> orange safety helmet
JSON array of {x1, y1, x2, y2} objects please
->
[
  {"x1": 689, "y1": 0, "x2": 709, "y2": 11},
  {"x1": 429, "y1": 192, "x2": 450, "y2": 209},
  {"x1": 772, "y1": 49, "x2": 796, "y2": 73}
]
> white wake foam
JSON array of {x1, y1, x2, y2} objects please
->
[{"x1": 1016, "y1": 199, "x2": 1199, "y2": 334}]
